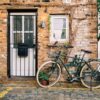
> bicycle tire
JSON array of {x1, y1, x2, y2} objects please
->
[
  {"x1": 36, "y1": 61, "x2": 61, "y2": 88},
  {"x1": 80, "y1": 60, "x2": 100, "y2": 89}
]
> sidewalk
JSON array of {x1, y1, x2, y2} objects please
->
[
  {"x1": 0, "y1": 80, "x2": 100, "y2": 100},
  {"x1": 0, "y1": 86, "x2": 100, "y2": 100}
]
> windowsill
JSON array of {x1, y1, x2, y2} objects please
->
[
  {"x1": 47, "y1": 42, "x2": 68, "y2": 48},
  {"x1": 47, "y1": 44, "x2": 58, "y2": 47}
]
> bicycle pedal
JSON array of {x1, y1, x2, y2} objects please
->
[
  {"x1": 67, "y1": 77, "x2": 79, "y2": 83},
  {"x1": 66, "y1": 77, "x2": 73, "y2": 83}
]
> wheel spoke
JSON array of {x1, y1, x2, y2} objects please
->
[{"x1": 80, "y1": 61, "x2": 100, "y2": 88}]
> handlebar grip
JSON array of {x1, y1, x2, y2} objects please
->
[{"x1": 81, "y1": 49, "x2": 92, "y2": 54}]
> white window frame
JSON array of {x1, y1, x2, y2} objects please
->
[
  {"x1": 50, "y1": 15, "x2": 69, "y2": 43},
  {"x1": 63, "y1": 0, "x2": 71, "y2": 3}
]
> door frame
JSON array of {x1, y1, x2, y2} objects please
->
[{"x1": 7, "y1": 9, "x2": 38, "y2": 78}]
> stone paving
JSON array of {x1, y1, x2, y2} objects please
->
[{"x1": 0, "y1": 86, "x2": 100, "y2": 100}]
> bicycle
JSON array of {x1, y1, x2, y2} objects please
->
[{"x1": 36, "y1": 43, "x2": 100, "y2": 89}]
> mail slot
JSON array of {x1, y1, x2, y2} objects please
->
[{"x1": 18, "y1": 43, "x2": 28, "y2": 57}]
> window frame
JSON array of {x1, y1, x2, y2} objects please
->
[{"x1": 50, "y1": 15, "x2": 69, "y2": 43}]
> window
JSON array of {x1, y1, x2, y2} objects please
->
[
  {"x1": 50, "y1": 15, "x2": 69, "y2": 43},
  {"x1": 63, "y1": 0, "x2": 71, "y2": 3}
]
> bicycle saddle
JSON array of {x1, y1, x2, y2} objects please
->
[{"x1": 81, "y1": 49, "x2": 92, "y2": 54}]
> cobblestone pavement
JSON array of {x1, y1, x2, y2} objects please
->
[{"x1": 0, "y1": 86, "x2": 100, "y2": 100}]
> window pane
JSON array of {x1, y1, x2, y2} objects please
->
[
  {"x1": 14, "y1": 33, "x2": 22, "y2": 48},
  {"x1": 61, "y1": 29, "x2": 66, "y2": 39},
  {"x1": 52, "y1": 29, "x2": 66, "y2": 40},
  {"x1": 24, "y1": 16, "x2": 34, "y2": 31},
  {"x1": 53, "y1": 18, "x2": 66, "y2": 30},
  {"x1": 24, "y1": 33, "x2": 33, "y2": 47},
  {"x1": 13, "y1": 16, "x2": 22, "y2": 31}
]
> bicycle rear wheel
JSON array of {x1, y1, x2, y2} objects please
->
[
  {"x1": 36, "y1": 61, "x2": 61, "y2": 88},
  {"x1": 80, "y1": 61, "x2": 100, "y2": 89}
]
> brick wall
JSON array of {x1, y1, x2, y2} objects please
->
[
  {"x1": 70, "y1": 4, "x2": 97, "y2": 58},
  {"x1": 0, "y1": 0, "x2": 97, "y2": 82},
  {"x1": 0, "y1": 0, "x2": 9, "y2": 3},
  {"x1": 0, "y1": 9, "x2": 8, "y2": 81},
  {"x1": 37, "y1": 1, "x2": 97, "y2": 81},
  {"x1": 38, "y1": 1, "x2": 97, "y2": 66}
]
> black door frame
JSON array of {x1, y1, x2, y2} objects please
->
[{"x1": 7, "y1": 9, "x2": 38, "y2": 78}]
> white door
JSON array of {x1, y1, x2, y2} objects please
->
[{"x1": 10, "y1": 13, "x2": 36, "y2": 76}]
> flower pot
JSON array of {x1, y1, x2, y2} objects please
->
[{"x1": 40, "y1": 80, "x2": 49, "y2": 86}]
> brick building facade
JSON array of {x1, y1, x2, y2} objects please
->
[{"x1": 0, "y1": 0, "x2": 97, "y2": 82}]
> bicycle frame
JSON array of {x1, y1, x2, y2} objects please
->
[
  {"x1": 53, "y1": 51, "x2": 96, "y2": 79},
  {"x1": 37, "y1": 46, "x2": 100, "y2": 88}
]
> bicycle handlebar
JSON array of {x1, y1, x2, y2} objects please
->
[{"x1": 81, "y1": 49, "x2": 92, "y2": 54}]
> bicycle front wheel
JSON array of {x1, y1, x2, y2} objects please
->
[
  {"x1": 80, "y1": 61, "x2": 100, "y2": 89},
  {"x1": 36, "y1": 61, "x2": 61, "y2": 88}
]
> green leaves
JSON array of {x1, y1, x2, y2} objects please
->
[
  {"x1": 39, "y1": 72, "x2": 49, "y2": 81},
  {"x1": 98, "y1": 0, "x2": 100, "y2": 2}
]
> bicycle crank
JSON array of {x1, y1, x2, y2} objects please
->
[{"x1": 67, "y1": 77, "x2": 80, "y2": 83}]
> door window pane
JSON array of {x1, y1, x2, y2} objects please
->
[
  {"x1": 24, "y1": 33, "x2": 33, "y2": 47},
  {"x1": 24, "y1": 16, "x2": 34, "y2": 31},
  {"x1": 13, "y1": 16, "x2": 22, "y2": 31},
  {"x1": 14, "y1": 33, "x2": 22, "y2": 48}
]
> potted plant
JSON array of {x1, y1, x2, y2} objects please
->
[{"x1": 39, "y1": 72, "x2": 49, "y2": 85}]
